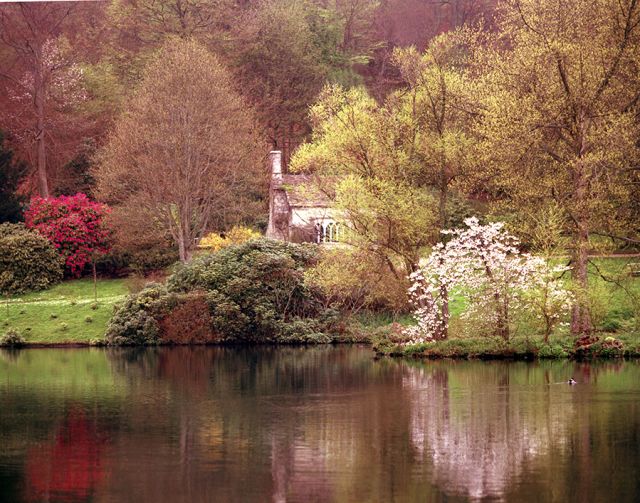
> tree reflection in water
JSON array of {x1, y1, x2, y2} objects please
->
[
  {"x1": 1, "y1": 347, "x2": 639, "y2": 502},
  {"x1": 24, "y1": 408, "x2": 109, "y2": 502},
  {"x1": 402, "y1": 364, "x2": 575, "y2": 500}
]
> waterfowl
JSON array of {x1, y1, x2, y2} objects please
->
[{"x1": 568, "y1": 378, "x2": 577, "y2": 385}]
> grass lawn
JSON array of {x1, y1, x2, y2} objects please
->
[{"x1": 1, "y1": 278, "x2": 129, "y2": 344}]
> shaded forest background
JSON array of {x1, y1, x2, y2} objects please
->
[{"x1": 0, "y1": 0, "x2": 496, "y2": 197}]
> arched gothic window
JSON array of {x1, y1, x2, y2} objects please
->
[{"x1": 315, "y1": 220, "x2": 342, "y2": 243}]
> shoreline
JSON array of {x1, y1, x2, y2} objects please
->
[
  {"x1": 4, "y1": 339, "x2": 640, "y2": 361},
  {"x1": 372, "y1": 333, "x2": 640, "y2": 360},
  {"x1": 375, "y1": 350, "x2": 640, "y2": 361}
]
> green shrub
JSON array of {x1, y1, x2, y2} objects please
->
[
  {"x1": 168, "y1": 239, "x2": 327, "y2": 343},
  {"x1": 305, "y1": 247, "x2": 410, "y2": 314},
  {"x1": 108, "y1": 239, "x2": 333, "y2": 345},
  {"x1": 129, "y1": 247, "x2": 179, "y2": 274},
  {"x1": 537, "y1": 341, "x2": 570, "y2": 359},
  {"x1": 0, "y1": 329, "x2": 26, "y2": 347},
  {"x1": 601, "y1": 317, "x2": 621, "y2": 332},
  {"x1": 104, "y1": 283, "x2": 170, "y2": 345},
  {"x1": 95, "y1": 244, "x2": 179, "y2": 277},
  {"x1": 0, "y1": 223, "x2": 63, "y2": 295},
  {"x1": 273, "y1": 318, "x2": 332, "y2": 344},
  {"x1": 85, "y1": 316, "x2": 93, "y2": 323}
]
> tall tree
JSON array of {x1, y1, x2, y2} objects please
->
[
  {"x1": 0, "y1": 3, "x2": 78, "y2": 197},
  {"x1": 472, "y1": 0, "x2": 640, "y2": 333},
  {"x1": 224, "y1": 0, "x2": 329, "y2": 163},
  {"x1": 95, "y1": 38, "x2": 265, "y2": 262},
  {"x1": 291, "y1": 85, "x2": 441, "y2": 277},
  {"x1": 220, "y1": 0, "x2": 382, "y2": 164},
  {"x1": 365, "y1": 0, "x2": 496, "y2": 97},
  {"x1": 392, "y1": 35, "x2": 478, "y2": 229}
]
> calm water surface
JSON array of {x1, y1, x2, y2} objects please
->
[{"x1": 1, "y1": 345, "x2": 639, "y2": 502}]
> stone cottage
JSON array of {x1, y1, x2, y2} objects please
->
[{"x1": 266, "y1": 150, "x2": 345, "y2": 244}]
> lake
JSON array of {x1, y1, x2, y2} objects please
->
[{"x1": 1, "y1": 345, "x2": 639, "y2": 502}]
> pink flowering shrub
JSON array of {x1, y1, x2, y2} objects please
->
[
  {"x1": 25, "y1": 194, "x2": 112, "y2": 277},
  {"x1": 405, "y1": 218, "x2": 572, "y2": 344}
]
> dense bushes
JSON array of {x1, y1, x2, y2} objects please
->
[
  {"x1": 96, "y1": 245, "x2": 179, "y2": 277},
  {"x1": 372, "y1": 331, "x2": 636, "y2": 359},
  {"x1": 106, "y1": 239, "x2": 335, "y2": 345},
  {"x1": 0, "y1": 223, "x2": 63, "y2": 295},
  {"x1": 305, "y1": 247, "x2": 410, "y2": 314},
  {"x1": 104, "y1": 283, "x2": 167, "y2": 345}
]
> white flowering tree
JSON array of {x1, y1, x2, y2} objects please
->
[{"x1": 406, "y1": 218, "x2": 573, "y2": 343}]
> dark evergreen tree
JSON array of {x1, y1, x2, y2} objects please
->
[
  {"x1": 55, "y1": 139, "x2": 96, "y2": 198},
  {"x1": 0, "y1": 132, "x2": 26, "y2": 223}
]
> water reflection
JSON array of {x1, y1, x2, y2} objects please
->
[
  {"x1": 25, "y1": 408, "x2": 109, "y2": 502},
  {"x1": 0, "y1": 346, "x2": 639, "y2": 502},
  {"x1": 403, "y1": 364, "x2": 572, "y2": 500}
]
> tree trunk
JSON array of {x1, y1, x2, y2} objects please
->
[
  {"x1": 571, "y1": 220, "x2": 592, "y2": 334},
  {"x1": 92, "y1": 261, "x2": 97, "y2": 303},
  {"x1": 438, "y1": 166, "x2": 449, "y2": 339},
  {"x1": 438, "y1": 253, "x2": 449, "y2": 340},
  {"x1": 33, "y1": 39, "x2": 49, "y2": 198},
  {"x1": 177, "y1": 233, "x2": 188, "y2": 263},
  {"x1": 438, "y1": 174, "x2": 448, "y2": 230},
  {"x1": 570, "y1": 139, "x2": 593, "y2": 335}
]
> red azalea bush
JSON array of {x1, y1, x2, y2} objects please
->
[{"x1": 25, "y1": 193, "x2": 112, "y2": 277}]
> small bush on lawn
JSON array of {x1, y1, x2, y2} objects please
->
[
  {"x1": 0, "y1": 223, "x2": 63, "y2": 295},
  {"x1": 96, "y1": 245, "x2": 178, "y2": 277},
  {"x1": 0, "y1": 329, "x2": 26, "y2": 347}
]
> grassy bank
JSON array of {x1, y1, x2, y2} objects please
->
[
  {"x1": 2, "y1": 257, "x2": 638, "y2": 349},
  {"x1": 373, "y1": 333, "x2": 640, "y2": 360},
  {"x1": 1, "y1": 279, "x2": 128, "y2": 344},
  {"x1": 372, "y1": 257, "x2": 640, "y2": 360}
]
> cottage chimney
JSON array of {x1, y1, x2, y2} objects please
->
[{"x1": 269, "y1": 150, "x2": 283, "y2": 180}]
